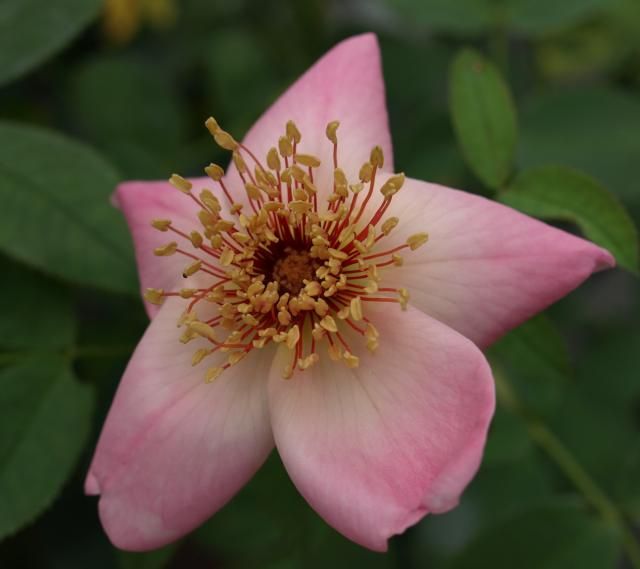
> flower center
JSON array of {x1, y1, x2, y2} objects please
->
[
  {"x1": 272, "y1": 247, "x2": 318, "y2": 295},
  {"x1": 145, "y1": 117, "x2": 428, "y2": 381}
]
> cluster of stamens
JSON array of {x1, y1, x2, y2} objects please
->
[{"x1": 145, "y1": 117, "x2": 428, "y2": 380}]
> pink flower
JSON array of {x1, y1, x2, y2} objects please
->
[{"x1": 86, "y1": 33, "x2": 614, "y2": 552}]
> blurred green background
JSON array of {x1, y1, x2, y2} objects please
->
[{"x1": 0, "y1": 0, "x2": 639, "y2": 567}]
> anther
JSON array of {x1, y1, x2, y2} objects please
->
[
  {"x1": 151, "y1": 219, "x2": 172, "y2": 231},
  {"x1": 343, "y1": 351, "x2": 360, "y2": 368},
  {"x1": 299, "y1": 353, "x2": 319, "y2": 370},
  {"x1": 286, "y1": 120, "x2": 301, "y2": 144},
  {"x1": 380, "y1": 173, "x2": 405, "y2": 198},
  {"x1": 370, "y1": 146, "x2": 384, "y2": 168},
  {"x1": 232, "y1": 151, "x2": 248, "y2": 173},
  {"x1": 205, "y1": 163, "x2": 225, "y2": 181},
  {"x1": 204, "y1": 117, "x2": 221, "y2": 136},
  {"x1": 407, "y1": 232, "x2": 429, "y2": 250},
  {"x1": 286, "y1": 325, "x2": 300, "y2": 349},
  {"x1": 320, "y1": 315, "x2": 338, "y2": 333},
  {"x1": 398, "y1": 288, "x2": 410, "y2": 310},
  {"x1": 205, "y1": 117, "x2": 238, "y2": 151},
  {"x1": 205, "y1": 367, "x2": 224, "y2": 383},
  {"x1": 267, "y1": 148, "x2": 281, "y2": 171},
  {"x1": 381, "y1": 217, "x2": 399, "y2": 236},
  {"x1": 192, "y1": 348, "x2": 210, "y2": 366},
  {"x1": 169, "y1": 174, "x2": 192, "y2": 194},
  {"x1": 326, "y1": 120, "x2": 340, "y2": 144},
  {"x1": 144, "y1": 288, "x2": 165, "y2": 305},
  {"x1": 154, "y1": 242, "x2": 178, "y2": 256},
  {"x1": 278, "y1": 136, "x2": 293, "y2": 157},
  {"x1": 214, "y1": 130, "x2": 238, "y2": 151},
  {"x1": 350, "y1": 296, "x2": 363, "y2": 321},
  {"x1": 189, "y1": 321, "x2": 219, "y2": 342},
  {"x1": 183, "y1": 260, "x2": 202, "y2": 277},
  {"x1": 295, "y1": 154, "x2": 321, "y2": 168},
  {"x1": 359, "y1": 162, "x2": 374, "y2": 183}
]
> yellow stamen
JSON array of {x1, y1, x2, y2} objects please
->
[
  {"x1": 326, "y1": 120, "x2": 340, "y2": 143},
  {"x1": 169, "y1": 174, "x2": 192, "y2": 194},
  {"x1": 144, "y1": 288, "x2": 165, "y2": 305},
  {"x1": 154, "y1": 242, "x2": 177, "y2": 256},
  {"x1": 407, "y1": 232, "x2": 429, "y2": 250},
  {"x1": 148, "y1": 118, "x2": 427, "y2": 382},
  {"x1": 151, "y1": 219, "x2": 172, "y2": 231}
]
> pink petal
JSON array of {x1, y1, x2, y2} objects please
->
[
  {"x1": 115, "y1": 177, "x2": 210, "y2": 318},
  {"x1": 268, "y1": 304, "x2": 495, "y2": 551},
  {"x1": 86, "y1": 297, "x2": 274, "y2": 551},
  {"x1": 224, "y1": 33, "x2": 393, "y2": 201},
  {"x1": 380, "y1": 177, "x2": 615, "y2": 347}
]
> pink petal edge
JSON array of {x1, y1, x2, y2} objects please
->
[
  {"x1": 114, "y1": 178, "x2": 209, "y2": 318},
  {"x1": 85, "y1": 297, "x2": 274, "y2": 550},
  {"x1": 224, "y1": 33, "x2": 394, "y2": 202},
  {"x1": 381, "y1": 176, "x2": 615, "y2": 347},
  {"x1": 268, "y1": 304, "x2": 495, "y2": 551}
]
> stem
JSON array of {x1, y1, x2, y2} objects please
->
[{"x1": 494, "y1": 372, "x2": 640, "y2": 568}]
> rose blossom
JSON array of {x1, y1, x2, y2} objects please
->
[{"x1": 85, "y1": 33, "x2": 614, "y2": 552}]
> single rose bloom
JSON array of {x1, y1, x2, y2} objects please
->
[{"x1": 85, "y1": 33, "x2": 614, "y2": 552}]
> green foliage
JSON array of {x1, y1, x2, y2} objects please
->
[
  {"x1": 502, "y1": 166, "x2": 639, "y2": 272},
  {"x1": 0, "y1": 0, "x2": 102, "y2": 87},
  {"x1": 68, "y1": 56, "x2": 190, "y2": 180},
  {"x1": 0, "y1": 259, "x2": 76, "y2": 351},
  {"x1": 550, "y1": 327, "x2": 640, "y2": 512},
  {"x1": 489, "y1": 315, "x2": 571, "y2": 416},
  {"x1": 195, "y1": 455, "x2": 393, "y2": 569},
  {"x1": 447, "y1": 501, "x2": 621, "y2": 569},
  {"x1": 387, "y1": 0, "x2": 494, "y2": 35},
  {"x1": 0, "y1": 356, "x2": 94, "y2": 540},
  {"x1": 449, "y1": 49, "x2": 518, "y2": 189},
  {"x1": 0, "y1": 122, "x2": 138, "y2": 294},
  {"x1": 203, "y1": 28, "x2": 282, "y2": 136},
  {"x1": 519, "y1": 87, "x2": 640, "y2": 205},
  {"x1": 1, "y1": 0, "x2": 639, "y2": 567},
  {"x1": 117, "y1": 546, "x2": 178, "y2": 569},
  {"x1": 388, "y1": 0, "x2": 613, "y2": 36},
  {"x1": 505, "y1": 0, "x2": 613, "y2": 36}
]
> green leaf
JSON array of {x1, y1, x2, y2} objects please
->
[
  {"x1": 381, "y1": 39, "x2": 468, "y2": 188},
  {"x1": 204, "y1": 29, "x2": 282, "y2": 137},
  {"x1": 0, "y1": 0, "x2": 102, "y2": 87},
  {"x1": 68, "y1": 56, "x2": 189, "y2": 180},
  {"x1": 386, "y1": 0, "x2": 494, "y2": 35},
  {"x1": 489, "y1": 315, "x2": 572, "y2": 416},
  {"x1": 552, "y1": 328, "x2": 640, "y2": 512},
  {"x1": 413, "y1": 420, "x2": 554, "y2": 565},
  {"x1": 449, "y1": 49, "x2": 518, "y2": 189},
  {"x1": 0, "y1": 356, "x2": 95, "y2": 539},
  {"x1": 501, "y1": 165, "x2": 639, "y2": 272},
  {"x1": 0, "y1": 122, "x2": 138, "y2": 294},
  {"x1": 447, "y1": 502, "x2": 621, "y2": 569},
  {"x1": 519, "y1": 87, "x2": 640, "y2": 206},
  {"x1": 505, "y1": 0, "x2": 613, "y2": 36},
  {"x1": 118, "y1": 545, "x2": 178, "y2": 569},
  {"x1": 386, "y1": 0, "x2": 613, "y2": 37},
  {"x1": 0, "y1": 258, "x2": 76, "y2": 351},
  {"x1": 195, "y1": 454, "x2": 392, "y2": 568}
]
